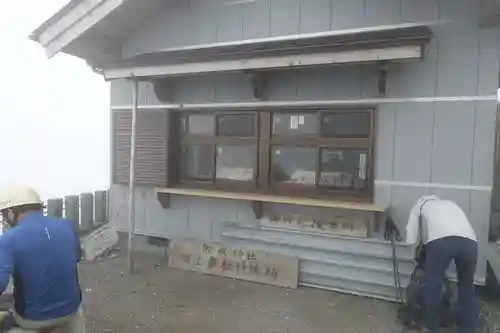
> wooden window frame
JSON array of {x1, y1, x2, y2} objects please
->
[
  {"x1": 177, "y1": 111, "x2": 259, "y2": 192},
  {"x1": 173, "y1": 108, "x2": 376, "y2": 202}
]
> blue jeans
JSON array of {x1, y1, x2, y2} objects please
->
[{"x1": 424, "y1": 236, "x2": 478, "y2": 333}]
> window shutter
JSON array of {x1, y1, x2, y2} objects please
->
[{"x1": 112, "y1": 109, "x2": 169, "y2": 186}]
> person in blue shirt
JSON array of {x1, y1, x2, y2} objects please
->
[{"x1": 0, "y1": 186, "x2": 85, "y2": 332}]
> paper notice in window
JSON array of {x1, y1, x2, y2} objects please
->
[
  {"x1": 359, "y1": 154, "x2": 367, "y2": 180},
  {"x1": 298, "y1": 116, "x2": 305, "y2": 125},
  {"x1": 290, "y1": 116, "x2": 299, "y2": 129}
]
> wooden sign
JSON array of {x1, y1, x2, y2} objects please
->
[
  {"x1": 80, "y1": 223, "x2": 118, "y2": 261},
  {"x1": 168, "y1": 239, "x2": 298, "y2": 289}
]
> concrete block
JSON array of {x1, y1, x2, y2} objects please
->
[
  {"x1": 64, "y1": 195, "x2": 79, "y2": 229},
  {"x1": 46, "y1": 198, "x2": 63, "y2": 218},
  {"x1": 80, "y1": 192, "x2": 94, "y2": 231},
  {"x1": 94, "y1": 190, "x2": 108, "y2": 224}
]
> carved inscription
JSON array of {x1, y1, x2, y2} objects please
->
[
  {"x1": 262, "y1": 213, "x2": 369, "y2": 238},
  {"x1": 168, "y1": 239, "x2": 298, "y2": 289}
]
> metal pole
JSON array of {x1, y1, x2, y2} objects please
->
[{"x1": 127, "y1": 79, "x2": 139, "y2": 273}]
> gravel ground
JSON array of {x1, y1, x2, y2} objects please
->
[
  {"x1": 79, "y1": 253, "x2": 405, "y2": 333},
  {"x1": 79, "y1": 253, "x2": 500, "y2": 333}
]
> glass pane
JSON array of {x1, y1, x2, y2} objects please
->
[
  {"x1": 182, "y1": 145, "x2": 214, "y2": 180},
  {"x1": 217, "y1": 114, "x2": 255, "y2": 136},
  {"x1": 187, "y1": 115, "x2": 215, "y2": 134},
  {"x1": 271, "y1": 147, "x2": 316, "y2": 185},
  {"x1": 321, "y1": 112, "x2": 370, "y2": 138},
  {"x1": 319, "y1": 149, "x2": 368, "y2": 189},
  {"x1": 216, "y1": 145, "x2": 256, "y2": 181},
  {"x1": 273, "y1": 113, "x2": 317, "y2": 136}
]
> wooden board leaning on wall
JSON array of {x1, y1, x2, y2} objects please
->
[{"x1": 168, "y1": 239, "x2": 299, "y2": 289}]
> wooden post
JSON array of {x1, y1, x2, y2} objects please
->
[
  {"x1": 80, "y1": 192, "x2": 94, "y2": 231},
  {"x1": 64, "y1": 195, "x2": 80, "y2": 230},
  {"x1": 127, "y1": 79, "x2": 139, "y2": 273},
  {"x1": 46, "y1": 198, "x2": 63, "y2": 218},
  {"x1": 94, "y1": 190, "x2": 107, "y2": 225}
]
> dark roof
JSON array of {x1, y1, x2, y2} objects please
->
[
  {"x1": 106, "y1": 22, "x2": 433, "y2": 69},
  {"x1": 29, "y1": 0, "x2": 84, "y2": 42}
]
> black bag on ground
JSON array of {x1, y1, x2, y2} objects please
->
[{"x1": 397, "y1": 256, "x2": 456, "y2": 329}]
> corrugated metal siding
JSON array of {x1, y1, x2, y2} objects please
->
[{"x1": 112, "y1": 110, "x2": 168, "y2": 186}]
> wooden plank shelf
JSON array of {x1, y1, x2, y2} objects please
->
[{"x1": 155, "y1": 187, "x2": 386, "y2": 220}]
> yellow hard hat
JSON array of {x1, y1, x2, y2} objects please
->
[{"x1": 0, "y1": 186, "x2": 42, "y2": 211}]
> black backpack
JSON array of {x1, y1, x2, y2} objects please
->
[{"x1": 397, "y1": 260, "x2": 456, "y2": 329}]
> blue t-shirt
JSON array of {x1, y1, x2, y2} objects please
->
[{"x1": 0, "y1": 212, "x2": 82, "y2": 321}]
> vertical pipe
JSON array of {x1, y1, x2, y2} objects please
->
[{"x1": 127, "y1": 79, "x2": 139, "y2": 273}]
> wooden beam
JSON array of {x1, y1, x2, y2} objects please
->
[{"x1": 104, "y1": 45, "x2": 424, "y2": 80}]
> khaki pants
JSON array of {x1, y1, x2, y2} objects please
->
[{"x1": 10, "y1": 306, "x2": 86, "y2": 333}]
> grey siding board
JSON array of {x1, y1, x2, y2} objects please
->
[
  {"x1": 365, "y1": 0, "x2": 402, "y2": 27},
  {"x1": 375, "y1": 104, "x2": 396, "y2": 181},
  {"x1": 270, "y1": 0, "x2": 300, "y2": 36},
  {"x1": 330, "y1": 0, "x2": 365, "y2": 30},
  {"x1": 214, "y1": 73, "x2": 254, "y2": 102},
  {"x1": 142, "y1": 82, "x2": 162, "y2": 105},
  {"x1": 472, "y1": 102, "x2": 496, "y2": 186},
  {"x1": 267, "y1": 71, "x2": 299, "y2": 100},
  {"x1": 298, "y1": 0, "x2": 331, "y2": 34},
  {"x1": 393, "y1": 104, "x2": 434, "y2": 182},
  {"x1": 190, "y1": 0, "x2": 219, "y2": 45},
  {"x1": 217, "y1": 5, "x2": 243, "y2": 42},
  {"x1": 470, "y1": 190, "x2": 492, "y2": 276},
  {"x1": 374, "y1": 183, "x2": 392, "y2": 207},
  {"x1": 359, "y1": 65, "x2": 381, "y2": 99},
  {"x1": 110, "y1": 79, "x2": 134, "y2": 105},
  {"x1": 401, "y1": 0, "x2": 438, "y2": 23},
  {"x1": 386, "y1": 38, "x2": 439, "y2": 98},
  {"x1": 235, "y1": 201, "x2": 260, "y2": 227},
  {"x1": 434, "y1": 23, "x2": 480, "y2": 96},
  {"x1": 430, "y1": 103, "x2": 475, "y2": 184},
  {"x1": 172, "y1": 76, "x2": 216, "y2": 103},
  {"x1": 242, "y1": 0, "x2": 271, "y2": 39},
  {"x1": 133, "y1": 187, "x2": 148, "y2": 235},
  {"x1": 186, "y1": 197, "x2": 216, "y2": 241},
  {"x1": 296, "y1": 67, "x2": 362, "y2": 100},
  {"x1": 478, "y1": 26, "x2": 500, "y2": 96},
  {"x1": 110, "y1": 80, "x2": 159, "y2": 106}
]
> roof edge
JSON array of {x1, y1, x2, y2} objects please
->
[{"x1": 29, "y1": 0, "x2": 84, "y2": 42}]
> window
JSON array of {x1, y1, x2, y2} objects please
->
[
  {"x1": 175, "y1": 109, "x2": 374, "y2": 200},
  {"x1": 178, "y1": 112, "x2": 258, "y2": 190}
]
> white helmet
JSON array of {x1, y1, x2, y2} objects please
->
[{"x1": 0, "y1": 186, "x2": 42, "y2": 211}]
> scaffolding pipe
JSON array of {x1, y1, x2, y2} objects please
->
[{"x1": 127, "y1": 79, "x2": 139, "y2": 273}]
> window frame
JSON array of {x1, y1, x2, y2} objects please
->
[
  {"x1": 177, "y1": 111, "x2": 260, "y2": 191},
  {"x1": 265, "y1": 109, "x2": 375, "y2": 202},
  {"x1": 174, "y1": 108, "x2": 376, "y2": 202}
]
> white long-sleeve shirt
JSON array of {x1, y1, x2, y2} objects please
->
[{"x1": 406, "y1": 196, "x2": 477, "y2": 244}]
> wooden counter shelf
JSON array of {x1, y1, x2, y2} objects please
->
[{"x1": 155, "y1": 188, "x2": 386, "y2": 220}]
